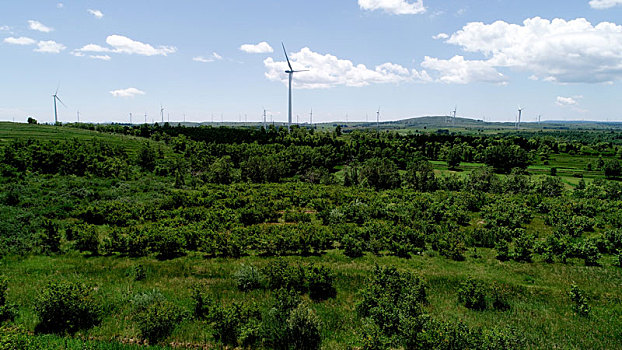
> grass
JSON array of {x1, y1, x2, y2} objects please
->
[{"x1": 2, "y1": 248, "x2": 621, "y2": 349}]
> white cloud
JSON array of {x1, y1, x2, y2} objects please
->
[
  {"x1": 358, "y1": 0, "x2": 425, "y2": 15},
  {"x1": 74, "y1": 35, "x2": 176, "y2": 57},
  {"x1": 264, "y1": 47, "x2": 430, "y2": 89},
  {"x1": 432, "y1": 33, "x2": 449, "y2": 40},
  {"x1": 90, "y1": 55, "x2": 111, "y2": 61},
  {"x1": 421, "y1": 55, "x2": 507, "y2": 84},
  {"x1": 57, "y1": 3, "x2": 64, "y2": 8},
  {"x1": 109, "y1": 88, "x2": 145, "y2": 98},
  {"x1": 106, "y1": 35, "x2": 176, "y2": 56},
  {"x1": 34, "y1": 40, "x2": 65, "y2": 53},
  {"x1": 589, "y1": 0, "x2": 622, "y2": 9},
  {"x1": 192, "y1": 52, "x2": 223, "y2": 63},
  {"x1": 240, "y1": 41, "x2": 273, "y2": 53},
  {"x1": 28, "y1": 20, "x2": 53, "y2": 33},
  {"x1": 556, "y1": 96, "x2": 579, "y2": 106},
  {"x1": 88, "y1": 9, "x2": 104, "y2": 19},
  {"x1": 433, "y1": 17, "x2": 622, "y2": 83},
  {"x1": 3, "y1": 36, "x2": 36, "y2": 45},
  {"x1": 0, "y1": 26, "x2": 11, "y2": 31},
  {"x1": 74, "y1": 44, "x2": 110, "y2": 53}
]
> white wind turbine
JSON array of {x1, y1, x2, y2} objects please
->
[
  {"x1": 52, "y1": 86, "x2": 67, "y2": 124},
  {"x1": 516, "y1": 106, "x2": 524, "y2": 129},
  {"x1": 282, "y1": 43, "x2": 309, "y2": 131}
]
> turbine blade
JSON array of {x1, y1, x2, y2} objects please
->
[
  {"x1": 282, "y1": 42, "x2": 293, "y2": 71},
  {"x1": 55, "y1": 82, "x2": 60, "y2": 95},
  {"x1": 293, "y1": 69, "x2": 309, "y2": 73},
  {"x1": 56, "y1": 96, "x2": 67, "y2": 108}
]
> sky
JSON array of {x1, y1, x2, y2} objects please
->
[{"x1": 1, "y1": 0, "x2": 622, "y2": 124}]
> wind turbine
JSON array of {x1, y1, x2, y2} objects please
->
[
  {"x1": 376, "y1": 107, "x2": 381, "y2": 132},
  {"x1": 516, "y1": 106, "x2": 524, "y2": 129},
  {"x1": 52, "y1": 87, "x2": 67, "y2": 124},
  {"x1": 160, "y1": 105, "x2": 164, "y2": 124},
  {"x1": 282, "y1": 43, "x2": 309, "y2": 132},
  {"x1": 310, "y1": 108, "x2": 313, "y2": 125},
  {"x1": 452, "y1": 105, "x2": 457, "y2": 124}
]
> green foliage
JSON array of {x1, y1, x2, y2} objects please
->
[
  {"x1": 206, "y1": 155, "x2": 236, "y2": 184},
  {"x1": 603, "y1": 158, "x2": 621, "y2": 179},
  {"x1": 131, "y1": 290, "x2": 184, "y2": 343},
  {"x1": 38, "y1": 219, "x2": 60, "y2": 254},
  {"x1": 404, "y1": 159, "x2": 438, "y2": 191},
  {"x1": 482, "y1": 144, "x2": 530, "y2": 173},
  {"x1": 495, "y1": 240, "x2": 511, "y2": 262},
  {"x1": 34, "y1": 281, "x2": 101, "y2": 334},
  {"x1": 286, "y1": 303, "x2": 322, "y2": 350},
  {"x1": 262, "y1": 260, "x2": 307, "y2": 293},
  {"x1": 71, "y1": 223, "x2": 100, "y2": 254},
  {"x1": 358, "y1": 158, "x2": 401, "y2": 190},
  {"x1": 307, "y1": 265, "x2": 337, "y2": 301},
  {"x1": 446, "y1": 146, "x2": 462, "y2": 170},
  {"x1": 0, "y1": 277, "x2": 17, "y2": 323},
  {"x1": 0, "y1": 326, "x2": 30, "y2": 350},
  {"x1": 234, "y1": 264, "x2": 264, "y2": 292},
  {"x1": 569, "y1": 284, "x2": 590, "y2": 317},
  {"x1": 129, "y1": 264, "x2": 146, "y2": 281},
  {"x1": 458, "y1": 278, "x2": 487, "y2": 311},
  {"x1": 512, "y1": 232, "x2": 535, "y2": 262}
]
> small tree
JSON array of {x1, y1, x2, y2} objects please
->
[
  {"x1": 34, "y1": 281, "x2": 101, "y2": 333},
  {"x1": 603, "y1": 159, "x2": 622, "y2": 179},
  {"x1": 446, "y1": 146, "x2": 462, "y2": 170},
  {"x1": 27, "y1": 117, "x2": 37, "y2": 124},
  {"x1": 569, "y1": 284, "x2": 590, "y2": 317}
]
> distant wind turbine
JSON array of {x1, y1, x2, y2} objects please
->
[
  {"x1": 52, "y1": 86, "x2": 67, "y2": 124},
  {"x1": 516, "y1": 106, "x2": 524, "y2": 129},
  {"x1": 282, "y1": 43, "x2": 309, "y2": 132},
  {"x1": 160, "y1": 105, "x2": 164, "y2": 123},
  {"x1": 376, "y1": 107, "x2": 381, "y2": 132}
]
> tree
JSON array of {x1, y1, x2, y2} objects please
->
[
  {"x1": 358, "y1": 157, "x2": 401, "y2": 190},
  {"x1": 27, "y1": 117, "x2": 37, "y2": 124},
  {"x1": 603, "y1": 159, "x2": 621, "y2": 179},
  {"x1": 404, "y1": 160, "x2": 437, "y2": 192},
  {"x1": 482, "y1": 144, "x2": 530, "y2": 173},
  {"x1": 446, "y1": 146, "x2": 462, "y2": 170},
  {"x1": 207, "y1": 156, "x2": 236, "y2": 184}
]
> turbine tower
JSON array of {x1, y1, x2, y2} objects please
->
[
  {"x1": 376, "y1": 107, "x2": 381, "y2": 132},
  {"x1": 282, "y1": 43, "x2": 309, "y2": 132},
  {"x1": 516, "y1": 106, "x2": 524, "y2": 129},
  {"x1": 52, "y1": 87, "x2": 66, "y2": 124},
  {"x1": 129, "y1": 112, "x2": 132, "y2": 124},
  {"x1": 77, "y1": 110, "x2": 80, "y2": 123},
  {"x1": 452, "y1": 106, "x2": 457, "y2": 124},
  {"x1": 310, "y1": 108, "x2": 313, "y2": 125},
  {"x1": 160, "y1": 105, "x2": 164, "y2": 124}
]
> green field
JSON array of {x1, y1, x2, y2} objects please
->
[{"x1": 1, "y1": 122, "x2": 622, "y2": 349}]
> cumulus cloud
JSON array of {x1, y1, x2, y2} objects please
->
[
  {"x1": 193, "y1": 52, "x2": 223, "y2": 62},
  {"x1": 589, "y1": 0, "x2": 622, "y2": 9},
  {"x1": 432, "y1": 33, "x2": 449, "y2": 40},
  {"x1": 74, "y1": 35, "x2": 176, "y2": 57},
  {"x1": 88, "y1": 9, "x2": 104, "y2": 19},
  {"x1": 556, "y1": 96, "x2": 579, "y2": 106},
  {"x1": 0, "y1": 26, "x2": 10, "y2": 31},
  {"x1": 28, "y1": 20, "x2": 53, "y2": 33},
  {"x1": 3, "y1": 36, "x2": 36, "y2": 45},
  {"x1": 358, "y1": 0, "x2": 426, "y2": 15},
  {"x1": 34, "y1": 40, "x2": 65, "y2": 53},
  {"x1": 264, "y1": 47, "x2": 430, "y2": 89},
  {"x1": 421, "y1": 56, "x2": 507, "y2": 84},
  {"x1": 428, "y1": 17, "x2": 622, "y2": 84},
  {"x1": 109, "y1": 88, "x2": 145, "y2": 98},
  {"x1": 90, "y1": 55, "x2": 111, "y2": 61},
  {"x1": 240, "y1": 41, "x2": 273, "y2": 53},
  {"x1": 106, "y1": 35, "x2": 175, "y2": 56}
]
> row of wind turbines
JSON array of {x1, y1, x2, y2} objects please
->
[{"x1": 49, "y1": 43, "x2": 541, "y2": 130}]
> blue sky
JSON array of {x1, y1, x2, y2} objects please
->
[{"x1": 1, "y1": 0, "x2": 622, "y2": 124}]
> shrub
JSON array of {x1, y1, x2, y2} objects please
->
[
  {"x1": 235, "y1": 264, "x2": 264, "y2": 292},
  {"x1": 457, "y1": 278, "x2": 487, "y2": 311},
  {"x1": 495, "y1": 240, "x2": 511, "y2": 261},
  {"x1": 149, "y1": 227, "x2": 186, "y2": 260},
  {"x1": 512, "y1": 233, "x2": 534, "y2": 262},
  {"x1": 191, "y1": 284, "x2": 214, "y2": 319},
  {"x1": 490, "y1": 283, "x2": 511, "y2": 311},
  {"x1": 286, "y1": 303, "x2": 322, "y2": 350},
  {"x1": 0, "y1": 277, "x2": 17, "y2": 323},
  {"x1": 134, "y1": 297, "x2": 184, "y2": 343},
  {"x1": 581, "y1": 239, "x2": 601, "y2": 266},
  {"x1": 38, "y1": 219, "x2": 60, "y2": 254},
  {"x1": 435, "y1": 231, "x2": 466, "y2": 261},
  {"x1": 617, "y1": 250, "x2": 622, "y2": 268},
  {"x1": 129, "y1": 264, "x2": 147, "y2": 281},
  {"x1": 342, "y1": 232, "x2": 365, "y2": 258},
  {"x1": 261, "y1": 288, "x2": 302, "y2": 349},
  {"x1": 34, "y1": 281, "x2": 101, "y2": 334},
  {"x1": 0, "y1": 326, "x2": 30, "y2": 349},
  {"x1": 262, "y1": 260, "x2": 307, "y2": 293},
  {"x1": 72, "y1": 223, "x2": 100, "y2": 255},
  {"x1": 307, "y1": 265, "x2": 337, "y2": 301},
  {"x1": 569, "y1": 284, "x2": 590, "y2": 317}
]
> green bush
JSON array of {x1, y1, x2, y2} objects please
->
[
  {"x1": 307, "y1": 265, "x2": 337, "y2": 301},
  {"x1": 261, "y1": 288, "x2": 302, "y2": 349},
  {"x1": 342, "y1": 232, "x2": 365, "y2": 258},
  {"x1": 262, "y1": 260, "x2": 307, "y2": 293},
  {"x1": 495, "y1": 240, "x2": 511, "y2": 262},
  {"x1": 581, "y1": 239, "x2": 601, "y2": 266},
  {"x1": 38, "y1": 219, "x2": 60, "y2": 254},
  {"x1": 71, "y1": 223, "x2": 100, "y2": 255},
  {"x1": 286, "y1": 303, "x2": 322, "y2": 350},
  {"x1": 129, "y1": 264, "x2": 146, "y2": 281},
  {"x1": 134, "y1": 297, "x2": 184, "y2": 343},
  {"x1": 34, "y1": 281, "x2": 101, "y2": 334},
  {"x1": 0, "y1": 326, "x2": 30, "y2": 349},
  {"x1": 512, "y1": 233, "x2": 534, "y2": 262},
  {"x1": 458, "y1": 278, "x2": 487, "y2": 311},
  {"x1": 191, "y1": 283, "x2": 214, "y2": 319},
  {"x1": 569, "y1": 284, "x2": 590, "y2": 317},
  {"x1": 234, "y1": 264, "x2": 264, "y2": 292},
  {"x1": 0, "y1": 277, "x2": 17, "y2": 323}
]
